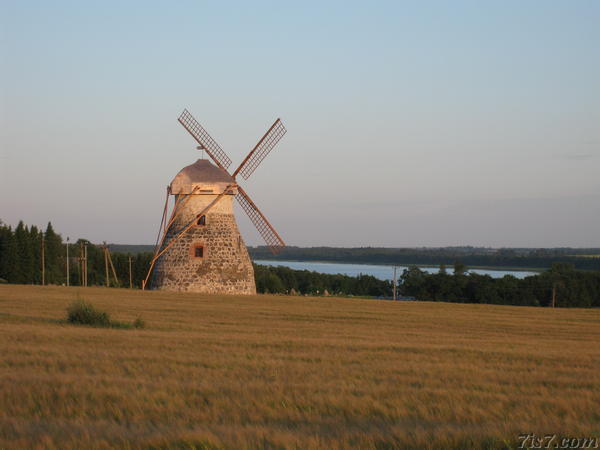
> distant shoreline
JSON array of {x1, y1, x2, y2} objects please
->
[
  {"x1": 106, "y1": 244, "x2": 599, "y2": 271},
  {"x1": 253, "y1": 259, "x2": 545, "y2": 273}
]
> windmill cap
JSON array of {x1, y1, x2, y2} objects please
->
[{"x1": 170, "y1": 159, "x2": 236, "y2": 195}]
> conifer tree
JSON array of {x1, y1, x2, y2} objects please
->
[
  {"x1": 0, "y1": 222, "x2": 14, "y2": 282},
  {"x1": 14, "y1": 221, "x2": 34, "y2": 284},
  {"x1": 44, "y1": 222, "x2": 63, "y2": 284},
  {"x1": 5, "y1": 229, "x2": 18, "y2": 283},
  {"x1": 29, "y1": 225, "x2": 42, "y2": 284},
  {"x1": 453, "y1": 261, "x2": 467, "y2": 276}
]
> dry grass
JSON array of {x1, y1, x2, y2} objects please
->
[{"x1": 0, "y1": 285, "x2": 599, "y2": 449}]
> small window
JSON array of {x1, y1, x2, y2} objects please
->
[
  {"x1": 194, "y1": 245, "x2": 204, "y2": 258},
  {"x1": 196, "y1": 215, "x2": 206, "y2": 226}
]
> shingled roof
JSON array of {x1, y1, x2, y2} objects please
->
[{"x1": 170, "y1": 159, "x2": 235, "y2": 194}]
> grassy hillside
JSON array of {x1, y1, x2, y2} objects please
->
[{"x1": 0, "y1": 286, "x2": 599, "y2": 449}]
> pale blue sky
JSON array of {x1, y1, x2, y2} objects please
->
[{"x1": 1, "y1": 1, "x2": 599, "y2": 247}]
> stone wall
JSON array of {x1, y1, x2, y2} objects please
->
[{"x1": 150, "y1": 194, "x2": 256, "y2": 295}]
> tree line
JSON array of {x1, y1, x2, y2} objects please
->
[
  {"x1": 255, "y1": 261, "x2": 600, "y2": 307},
  {"x1": 0, "y1": 219, "x2": 392, "y2": 296},
  {"x1": 254, "y1": 264, "x2": 391, "y2": 297},
  {"x1": 2, "y1": 220, "x2": 599, "y2": 307},
  {"x1": 0, "y1": 220, "x2": 152, "y2": 287},
  {"x1": 398, "y1": 262, "x2": 600, "y2": 308},
  {"x1": 249, "y1": 246, "x2": 600, "y2": 271}
]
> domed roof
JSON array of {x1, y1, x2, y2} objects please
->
[{"x1": 170, "y1": 159, "x2": 235, "y2": 195}]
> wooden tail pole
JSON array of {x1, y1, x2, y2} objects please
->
[
  {"x1": 84, "y1": 244, "x2": 88, "y2": 287},
  {"x1": 103, "y1": 244, "x2": 109, "y2": 287},
  {"x1": 154, "y1": 187, "x2": 170, "y2": 253},
  {"x1": 107, "y1": 247, "x2": 119, "y2": 287},
  {"x1": 143, "y1": 186, "x2": 202, "y2": 290},
  {"x1": 142, "y1": 184, "x2": 236, "y2": 290},
  {"x1": 161, "y1": 186, "x2": 202, "y2": 240},
  {"x1": 79, "y1": 243, "x2": 83, "y2": 286},
  {"x1": 151, "y1": 186, "x2": 200, "y2": 258}
]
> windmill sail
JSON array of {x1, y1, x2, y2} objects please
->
[
  {"x1": 178, "y1": 109, "x2": 233, "y2": 171},
  {"x1": 233, "y1": 118, "x2": 286, "y2": 180},
  {"x1": 236, "y1": 186, "x2": 285, "y2": 254}
]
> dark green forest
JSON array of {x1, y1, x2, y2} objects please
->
[
  {"x1": 108, "y1": 244, "x2": 600, "y2": 271},
  {"x1": 0, "y1": 221, "x2": 152, "y2": 288},
  {"x1": 253, "y1": 264, "x2": 391, "y2": 297},
  {"x1": 249, "y1": 245, "x2": 600, "y2": 271},
  {"x1": 397, "y1": 263, "x2": 600, "y2": 308},
  {"x1": 1, "y1": 220, "x2": 599, "y2": 307},
  {"x1": 254, "y1": 261, "x2": 600, "y2": 308}
]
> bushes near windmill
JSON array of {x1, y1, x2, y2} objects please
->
[
  {"x1": 67, "y1": 300, "x2": 111, "y2": 327},
  {"x1": 67, "y1": 299, "x2": 145, "y2": 329}
]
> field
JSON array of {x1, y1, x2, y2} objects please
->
[{"x1": 0, "y1": 286, "x2": 599, "y2": 449}]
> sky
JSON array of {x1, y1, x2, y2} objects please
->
[{"x1": 1, "y1": 1, "x2": 599, "y2": 248}]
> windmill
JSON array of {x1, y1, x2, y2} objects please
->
[{"x1": 144, "y1": 109, "x2": 287, "y2": 294}]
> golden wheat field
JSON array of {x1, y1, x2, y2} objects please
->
[{"x1": 0, "y1": 285, "x2": 599, "y2": 449}]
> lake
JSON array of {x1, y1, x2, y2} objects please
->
[{"x1": 253, "y1": 260, "x2": 538, "y2": 280}]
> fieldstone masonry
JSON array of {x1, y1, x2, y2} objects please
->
[{"x1": 151, "y1": 191, "x2": 256, "y2": 295}]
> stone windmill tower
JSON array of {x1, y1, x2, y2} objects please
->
[{"x1": 144, "y1": 109, "x2": 287, "y2": 295}]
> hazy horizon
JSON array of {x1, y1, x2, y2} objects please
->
[{"x1": 2, "y1": 2, "x2": 599, "y2": 247}]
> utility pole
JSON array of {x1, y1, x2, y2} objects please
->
[
  {"x1": 128, "y1": 256, "x2": 133, "y2": 289},
  {"x1": 84, "y1": 243, "x2": 88, "y2": 287},
  {"x1": 392, "y1": 266, "x2": 397, "y2": 301},
  {"x1": 103, "y1": 242, "x2": 109, "y2": 287},
  {"x1": 79, "y1": 243, "x2": 83, "y2": 286},
  {"x1": 552, "y1": 283, "x2": 557, "y2": 308},
  {"x1": 66, "y1": 237, "x2": 70, "y2": 287},
  {"x1": 41, "y1": 233, "x2": 45, "y2": 286}
]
